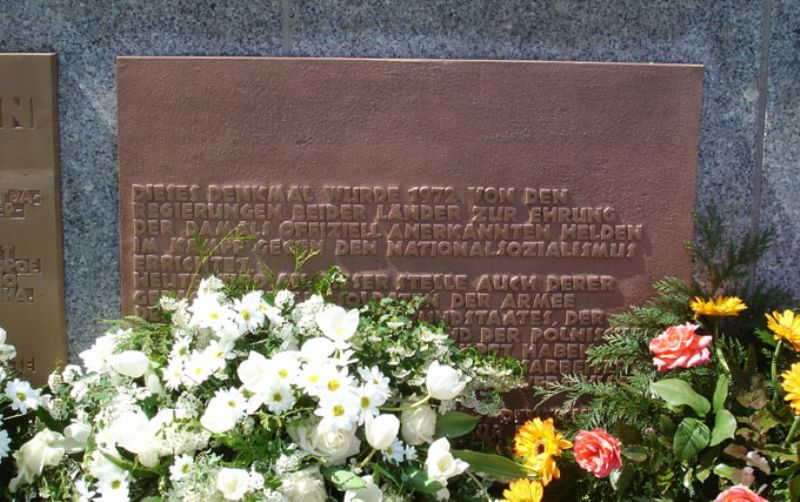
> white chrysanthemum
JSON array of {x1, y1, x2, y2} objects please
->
[
  {"x1": 315, "y1": 390, "x2": 360, "y2": 432},
  {"x1": 204, "y1": 339, "x2": 235, "y2": 367},
  {"x1": 5, "y1": 378, "x2": 39, "y2": 413},
  {"x1": 201, "y1": 388, "x2": 247, "y2": 434},
  {"x1": 74, "y1": 477, "x2": 95, "y2": 501},
  {"x1": 315, "y1": 305, "x2": 359, "y2": 348},
  {"x1": 188, "y1": 294, "x2": 235, "y2": 332},
  {"x1": 382, "y1": 438, "x2": 406, "y2": 464},
  {"x1": 317, "y1": 366, "x2": 355, "y2": 398},
  {"x1": 263, "y1": 380, "x2": 296, "y2": 415},
  {"x1": 233, "y1": 290, "x2": 267, "y2": 334},
  {"x1": 170, "y1": 337, "x2": 192, "y2": 360},
  {"x1": 299, "y1": 363, "x2": 327, "y2": 396},
  {"x1": 0, "y1": 427, "x2": 10, "y2": 460},
  {"x1": 169, "y1": 454, "x2": 193, "y2": 482},
  {"x1": 274, "y1": 290, "x2": 294, "y2": 309},
  {"x1": 183, "y1": 350, "x2": 218, "y2": 387},
  {"x1": 271, "y1": 352, "x2": 301, "y2": 384},
  {"x1": 163, "y1": 358, "x2": 184, "y2": 390},
  {"x1": 405, "y1": 444, "x2": 418, "y2": 461},
  {"x1": 0, "y1": 327, "x2": 16, "y2": 362},
  {"x1": 355, "y1": 385, "x2": 386, "y2": 424},
  {"x1": 96, "y1": 472, "x2": 130, "y2": 501}
]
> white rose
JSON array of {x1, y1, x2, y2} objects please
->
[
  {"x1": 9, "y1": 430, "x2": 65, "y2": 491},
  {"x1": 365, "y1": 414, "x2": 399, "y2": 450},
  {"x1": 216, "y1": 467, "x2": 251, "y2": 500},
  {"x1": 281, "y1": 466, "x2": 326, "y2": 502},
  {"x1": 401, "y1": 405, "x2": 436, "y2": 446},
  {"x1": 110, "y1": 408, "x2": 150, "y2": 453},
  {"x1": 109, "y1": 350, "x2": 150, "y2": 378},
  {"x1": 425, "y1": 361, "x2": 467, "y2": 401},
  {"x1": 344, "y1": 475, "x2": 383, "y2": 502},
  {"x1": 425, "y1": 438, "x2": 468, "y2": 486},
  {"x1": 290, "y1": 420, "x2": 360, "y2": 465}
]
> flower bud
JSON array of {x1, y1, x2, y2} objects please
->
[
  {"x1": 365, "y1": 414, "x2": 399, "y2": 450},
  {"x1": 425, "y1": 361, "x2": 467, "y2": 401}
]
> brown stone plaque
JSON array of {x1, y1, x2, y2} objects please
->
[
  {"x1": 118, "y1": 57, "x2": 703, "y2": 430},
  {"x1": 0, "y1": 53, "x2": 67, "y2": 384}
]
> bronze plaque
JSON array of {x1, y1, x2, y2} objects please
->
[
  {"x1": 118, "y1": 57, "x2": 703, "y2": 430},
  {"x1": 0, "y1": 53, "x2": 67, "y2": 384}
]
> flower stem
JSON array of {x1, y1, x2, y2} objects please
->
[
  {"x1": 785, "y1": 416, "x2": 800, "y2": 446},
  {"x1": 713, "y1": 320, "x2": 730, "y2": 374},
  {"x1": 465, "y1": 470, "x2": 491, "y2": 502},
  {"x1": 380, "y1": 394, "x2": 432, "y2": 412},
  {"x1": 772, "y1": 340, "x2": 784, "y2": 403},
  {"x1": 358, "y1": 448, "x2": 378, "y2": 469}
]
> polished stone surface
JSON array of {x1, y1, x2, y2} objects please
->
[
  {"x1": 0, "y1": 0, "x2": 795, "y2": 358},
  {"x1": 757, "y1": 0, "x2": 800, "y2": 296}
]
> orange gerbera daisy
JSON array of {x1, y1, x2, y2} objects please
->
[
  {"x1": 513, "y1": 418, "x2": 572, "y2": 486},
  {"x1": 503, "y1": 478, "x2": 543, "y2": 502},
  {"x1": 690, "y1": 296, "x2": 747, "y2": 318}
]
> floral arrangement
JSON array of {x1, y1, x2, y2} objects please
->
[
  {"x1": 0, "y1": 269, "x2": 531, "y2": 501},
  {"x1": 530, "y1": 208, "x2": 798, "y2": 501}
]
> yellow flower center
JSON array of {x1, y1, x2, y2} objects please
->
[
  {"x1": 16, "y1": 392, "x2": 25, "y2": 401},
  {"x1": 210, "y1": 312, "x2": 219, "y2": 319},
  {"x1": 361, "y1": 396, "x2": 370, "y2": 409},
  {"x1": 242, "y1": 310, "x2": 251, "y2": 321},
  {"x1": 332, "y1": 405, "x2": 345, "y2": 417},
  {"x1": 279, "y1": 369, "x2": 288, "y2": 378},
  {"x1": 328, "y1": 379, "x2": 341, "y2": 392},
  {"x1": 273, "y1": 392, "x2": 283, "y2": 402}
]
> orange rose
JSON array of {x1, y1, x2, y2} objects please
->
[
  {"x1": 573, "y1": 428, "x2": 622, "y2": 478},
  {"x1": 714, "y1": 485, "x2": 768, "y2": 502},
  {"x1": 648, "y1": 323, "x2": 712, "y2": 372}
]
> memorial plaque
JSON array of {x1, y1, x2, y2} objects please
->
[
  {"x1": 0, "y1": 54, "x2": 67, "y2": 384},
  {"x1": 118, "y1": 57, "x2": 703, "y2": 430}
]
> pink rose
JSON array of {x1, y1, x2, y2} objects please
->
[
  {"x1": 649, "y1": 323, "x2": 712, "y2": 372},
  {"x1": 714, "y1": 485, "x2": 768, "y2": 502},
  {"x1": 573, "y1": 428, "x2": 622, "y2": 478}
]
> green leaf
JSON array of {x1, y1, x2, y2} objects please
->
[
  {"x1": 452, "y1": 450, "x2": 528, "y2": 479},
  {"x1": 610, "y1": 464, "x2": 634, "y2": 493},
  {"x1": 673, "y1": 418, "x2": 711, "y2": 460},
  {"x1": 404, "y1": 467, "x2": 445, "y2": 494},
  {"x1": 622, "y1": 446, "x2": 649, "y2": 463},
  {"x1": 321, "y1": 468, "x2": 367, "y2": 491},
  {"x1": 659, "y1": 415, "x2": 676, "y2": 436},
  {"x1": 755, "y1": 328, "x2": 778, "y2": 348},
  {"x1": 712, "y1": 463, "x2": 734, "y2": 481},
  {"x1": 651, "y1": 379, "x2": 711, "y2": 417},
  {"x1": 709, "y1": 409, "x2": 736, "y2": 446},
  {"x1": 435, "y1": 411, "x2": 480, "y2": 439},
  {"x1": 713, "y1": 375, "x2": 729, "y2": 412},
  {"x1": 790, "y1": 475, "x2": 800, "y2": 502}
]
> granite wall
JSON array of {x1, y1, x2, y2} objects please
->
[{"x1": 0, "y1": 0, "x2": 796, "y2": 356}]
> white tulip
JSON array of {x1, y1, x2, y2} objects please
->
[
  {"x1": 365, "y1": 414, "x2": 400, "y2": 450},
  {"x1": 9, "y1": 430, "x2": 65, "y2": 492},
  {"x1": 109, "y1": 350, "x2": 150, "y2": 378},
  {"x1": 58, "y1": 422, "x2": 92, "y2": 454},
  {"x1": 425, "y1": 361, "x2": 467, "y2": 401},
  {"x1": 401, "y1": 405, "x2": 436, "y2": 446},
  {"x1": 344, "y1": 475, "x2": 383, "y2": 502},
  {"x1": 315, "y1": 305, "x2": 359, "y2": 348},
  {"x1": 281, "y1": 466, "x2": 326, "y2": 502},
  {"x1": 425, "y1": 438, "x2": 468, "y2": 486},
  {"x1": 216, "y1": 467, "x2": 251, "y2": 501},
  {"x1": 237, "y1": 351, "x2": 272, "y2": 392}
]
